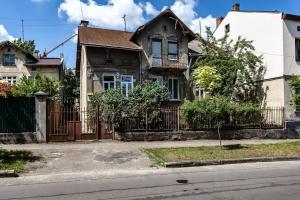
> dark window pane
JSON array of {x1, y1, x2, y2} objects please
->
[
  {"x1": 104, "y1": 76, "x2": 114, "y2": 82},
  {"x1": 168, "y1": 79, "x2": 173, "y2": 98},
  {"x1": 296, "y1": 39, "x2": 300, "y2": 61},
  {"x1": 173, "y1": 79, "x2": 178, "y2": 99},
  {"x1": 168, "y1": 42, "x2": 177, "y2": 54},
  {"x1": 152, "y1": 39, "x2": 162, "y2": 58}
]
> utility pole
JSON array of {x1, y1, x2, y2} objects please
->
[
  {"x1": 21, "y1": 18, "x2": 24, "y2": 41},
  {"x1": 122, "y1": 14, "x2": 127, "y2": 32},
  {"x1": 199, "y1": 20, "x2": 202, "y2": 37}
]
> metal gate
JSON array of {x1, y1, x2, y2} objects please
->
[{"x1": 46, "y1": 101, "x2": 113, "y2": 142}]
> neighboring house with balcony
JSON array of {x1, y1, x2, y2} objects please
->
[
  {"x1": 214, "y1": 4, "x2": 300, "y2": 119},
  {"x1": 76, "y1": 9, "x2": 196, "y2": 109},
  {"x1": 0, "y1": 41, "x2": 63, "y2": 85}
]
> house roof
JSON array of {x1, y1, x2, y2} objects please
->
[
  {"x1": 282, "y1": 13, "x2": 300, "y2": 22},
  {"x1": 0, "y1": 41, "x2": 38, "y2": 62},
  {"x1": 131, "y1": 9, "x2": 196, "y2": 42},
  {"x1": 188, "y1": 38, "x2": 202, "y2": 54},
  {"x1": 25, "y1": 57, "x2": 62, "y2": 67},
  {"x1": 78, "y1": 26, "x2": 141, "y2": 51}
]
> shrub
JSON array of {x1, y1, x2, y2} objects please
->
[
  {"x1": 181, "y1": 96, "x2": 262, "y2": 129},
  {"x1": 89, "y1": 83, "x2": 169, "y2": 130}
]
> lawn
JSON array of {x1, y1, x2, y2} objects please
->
[
  {"x1": 144, "y1": 142, "x2": 300, "y2": 164},
  {"x1": 0, "y1": 149, "x2": 39, "y2": 173}
]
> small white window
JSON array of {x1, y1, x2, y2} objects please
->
[
  {"x1": 103, "y1": 75, "x2": 115, "y2": 91},
  {"x1": 2, "y1": 76, "x2": 17, "y2": 85},
  {"x1": 151, "y1": 76, "x2": 163, "y2": 86},
  {"x1": 225, "y1": 24, "x2": 230, "y2": 33},
  {"x1": 168, "y1": 78, "x2": 179, "y2": 100},
  {"x1": 195, "y1": 88, "x2": 205, "y2": 99},
  {"x1": 121, "y1": 75, "x2": 133, "y2": 97}
]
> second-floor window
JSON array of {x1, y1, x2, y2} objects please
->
[
  {"x1": 3, "y1": 54, "x2": 16, "y2": 66},
  {"x1": 168, "y1": 42, "x2": 178, "y2": 60},
  {"x1": 296, "y1": 38, "x2": 300, "y2": 62},
  {"x1": 151, "y1": 38, "x2": 162, "y2": 66}
]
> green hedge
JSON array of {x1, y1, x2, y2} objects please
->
[{"x1": 181, "y1": 96, "x2": 262, "y2": 129}]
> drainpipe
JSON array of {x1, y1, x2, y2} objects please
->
[{"x1": 139, "y1": 50, "x2": 142, "y2": 83}]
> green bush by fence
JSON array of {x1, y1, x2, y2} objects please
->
[{"x1": 0, "y1": 97, "x2": 35, "y2": 133}]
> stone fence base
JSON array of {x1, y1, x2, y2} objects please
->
[
  {"x1": 0, "y1": 132, "x2": 38, "y2": 144},
  {"x1": 117, "y1": 129, "x2": 296, "y2": 141}
]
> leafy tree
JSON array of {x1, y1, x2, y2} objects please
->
[
  {"x1": 194, "y1": 29, "x2": 266, "y2": 104},
  {"x1": 11, "y1": 74, "x2": 60, "y2": 99},
  {"x1": 12, "y1": 38, "x2": 39, "y2": 55},
  {"x1": 193, "y1": 65, "x2": 221, "y2": 94},
  {"x1": 289, "y1": 76, "x2": 300, "y2": 108},
  {"x1": 62, "y1": 68, "x2": 80, "y2": 106}
]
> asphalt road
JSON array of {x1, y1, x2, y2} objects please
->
[{"x1": 1, "y1": 161, "x2": 300, "y2": 200}]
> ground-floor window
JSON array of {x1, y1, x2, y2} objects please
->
[
  {"x1": 1, "y1": 76, "x2": 17, "y2": 85},
  {"x1": 121, "y1": 75, "x2": 133, "y2": 97},
  {"x1": 151, "y1": 75, "x2": 163, "y2": 86},
  {"x1": 103, "y1": 75, "x2": 115, "y2": 91},
  {"x1": 168, "y1": 78, "x2": 179, "y2": 100},
  {"x1": 195, "y1": 87, "x2": 205, "y2": 99}
]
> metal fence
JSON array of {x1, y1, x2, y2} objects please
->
[
  {"x1": 0, "y1": 97, "x2": 36, "y2": 133},
  {"x1": 122, "y1": 107, "x2": 285, "y2": 132}
]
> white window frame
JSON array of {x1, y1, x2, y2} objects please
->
[
  {"x1": 102, "y1": 74, "x2": 116, "y2": 91},
  {"x1": 3, "y1": 54, "x2": 16, "y2": 66},
  {"x1": 151, "y1": 75, "x2": 164, "y2": 86},
  {"x1": 168, "y1": 77, "x2": 180, "y2": 101},
  {"x1": 2, "y1": 76, "x2": 17, "y2": 85},
  {"x1": 121, "y1": 75, "x2": 133, "y2": 97},
  {"x1": 168, "y1": 41, "x2": 178, "y2": 61},
  {"x1": 195, "y1": 87, "x2": 205, "y2": 99}
]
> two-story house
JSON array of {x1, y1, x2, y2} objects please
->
[
  {"x1": 214, "y1": 4, "x2": 300, "y2": 119},
  {"x1": 0, "y1": 41, "x2": 63, "y2": 84},
  {"x1": 76, "y1": 9, "x2": 196, "y2": 109}
]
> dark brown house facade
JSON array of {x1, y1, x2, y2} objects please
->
[{"x1": 76, "y1": 9, "x2": 197, "y2": 109}]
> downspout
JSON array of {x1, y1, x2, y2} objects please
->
[{"x1": 139, "y1": 50, "x2": 142, "y2": 83}]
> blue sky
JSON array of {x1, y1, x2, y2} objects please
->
[{"x1": 0, "y1": 0, "x2": 300, "y2": 68}]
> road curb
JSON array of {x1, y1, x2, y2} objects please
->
[
  {"x1": 0, "y1": 170, "x2": 19, "y2": 178},
  {"x1": 164, "y1": 156, "x2": 300, "y2": 168}
]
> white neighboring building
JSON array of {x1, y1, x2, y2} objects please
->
[{"x1": 214, "y1": 4, "x2": 300, "y2": 119}]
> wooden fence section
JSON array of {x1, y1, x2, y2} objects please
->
[
  {"x1": 122, "y1": 107, "x2": 285, "y2": 132},
  {"x1": 0, "y1": 97, "x2": 35, "y2": 133}
]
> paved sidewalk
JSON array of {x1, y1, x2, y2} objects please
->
[{"x1": 1, "y1": 139, "x2": 299, "y2": 176}]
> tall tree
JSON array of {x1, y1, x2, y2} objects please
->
[
  {"x1": 12, "y1": 38, "x2": 39, "y2": 55},
  {"x1": 62, "y1": 68, "x2": 80, "y2": 106},
  {"x1": 194, "y1": 29, "x2": 266, "y2": 104}
]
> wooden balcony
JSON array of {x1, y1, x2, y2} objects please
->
[{"x1": 148, "y1": 56, "x2": 188, "y2": 73}]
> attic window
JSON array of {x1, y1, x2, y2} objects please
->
[{"x1": 225, "y1": 24, "x2": 230, "y2": 33}]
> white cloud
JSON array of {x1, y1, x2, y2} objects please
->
[
  {"x1": 58, "y1": 0, "x2": 216, "y2": 36},
  {"x1": 0, "y1": 25, "x2": 15, "y2": 42},
  {"x1": 58, "y1": 0, "x2": 146, "y2": 31},
  {"x1": 143, "y1": 2, "x2": 159, "y2": 16},
  {"x1": 170, "y1": 0, "x2": 216, "y2": 36}
]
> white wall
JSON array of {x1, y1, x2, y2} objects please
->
[
  {"x1": 214, "y1": 11, "x2": 284, "y2": 79},
  {"x1": 283, "y1": 20, "x2": 300, "y2": 75}
]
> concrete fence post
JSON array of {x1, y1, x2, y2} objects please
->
[{"x1": 35, "y1": 91, "x2": 47, "y2": 143}]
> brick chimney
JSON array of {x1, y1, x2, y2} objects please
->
[
  {"x1": 80, "y1": 20, "x2": 89, "y2": 27},
  {"x1": 232, "y1": 3, "x2": 240, "y2": 11},
  {"x1": 216, "y1": 17, "x2": 224, "y2": 28}
]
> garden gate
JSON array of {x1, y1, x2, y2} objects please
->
[{"x1": 46, "y1": 101, "x2": 112, "y2": 142}]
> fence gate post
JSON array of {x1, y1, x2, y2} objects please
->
[{"x1": 35, "y1": 91, "x2": 47, "y2": 143}]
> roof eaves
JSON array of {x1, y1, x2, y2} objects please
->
[{"x1": 80, "y1": 42, "x2": 142, "y2": 51}]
